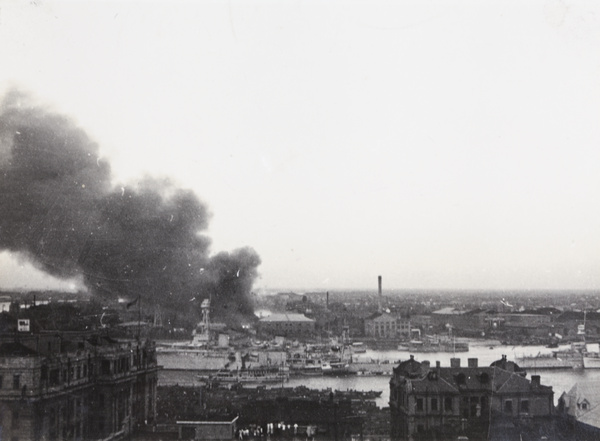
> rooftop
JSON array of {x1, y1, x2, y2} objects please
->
[
  {"x1": 393, "y1": 356, "x2": 551, "y2": 396},
  {"x1": 259, "y1": 313, "x2": 314, "y2": 323}
]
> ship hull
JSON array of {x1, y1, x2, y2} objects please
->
[
  {"x1": 517, "y1": 351, "x2": 584, "y2": 370},
  {"x1": 157, "y1": 349, "x2": 239, "y2": 371}
]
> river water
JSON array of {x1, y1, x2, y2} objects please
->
[{"x1": 159, "y1": 340, "x2": 600, "y2": 408}]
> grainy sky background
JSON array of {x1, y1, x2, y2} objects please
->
[{"x1": 1, "y1": 0, "x2": 599, "y2": 292}]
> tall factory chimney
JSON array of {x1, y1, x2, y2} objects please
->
[
  {"x1": 378, "y1": 275, "x2": 382, "y2": 312},
  {"x1": 326, "y1": 291, "x2": 329, "y2": 309}
]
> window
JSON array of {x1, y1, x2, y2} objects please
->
[
  {"x1": 431, "y1": 398, "x2": 438, "y2": 411},
  {"x1": 444, "y1": 396, "x2": 453, "y2": 411},
  {"x1": 41, "y1": 365, "x2": 48, "y2": 382},
  {"x1": 470, "y1": 397, "x2": 479, "y2": 417},
  {"x1": 416, "y1": 398, "x2": 424, "y2": 411},
  {"x1": 520, "y1": 399, "x2": 529, "y2": 413},
  {"x1": 581, "y1": 402, "x2": 588, "y2": 410},
  {"x1": 504, "y1": 400, "x2": 513, "y2": 414},
  {"x1": 481, "y1": 396, "x2": 488, "y2": 407},
  {"x1": 50, "y1": 369, "x2": 60, "y2": 386},
  {"x1": 13, "y1": 374, "x2": 20, "y2": 390}
]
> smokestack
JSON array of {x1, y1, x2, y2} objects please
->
[
  {"x1": 326, "y1": 291, "x2": 329, "y2": 309},
  {"x1": 531, "y1": 375, "x2": 541, "y2": 387},
  {"x1": 468, "y1": 358, "x2": 478, "y2": 368},
  {"x1": 377, "y1": 275, "x2": 382, "y2": 313},
  {"x1": 450, "y1": 358, "x2": 461, "y2": 368}
]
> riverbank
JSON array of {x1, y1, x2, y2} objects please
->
[{"x1": 159, "y1": 342, "x2": 600, "y2": 408}]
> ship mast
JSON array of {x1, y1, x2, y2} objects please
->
[{"x1": 192, "y1": 298, "x2": 211, "y2": 346}]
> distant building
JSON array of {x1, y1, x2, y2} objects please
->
[
  {"x1": 364, "y1": 312, "x2": 410, "y2": 339},
  {"x1": 556, "y1": 311, "x2": 600, "y2": 340},
  {"x1": 0, "y1": 296, "x2": 11, "y2": 313},
  {"x1": 409, "y1": 314, "x2": 432, "y2": 332},
  {"x1": 0, "y1": 330, "x2": 159, "y2": 441},
  {"x1": 430, "y1": 307, "x2": 470, "y2": 329},
  {"x1": 389, "y1": 355, "x2": 555, "y2": 440},
  {"x1": 503, "y1": 313, "x2": 553, "y2": 328},
  {"x1": 258, "y1": 313, "x2": 315, "y2": 336}
]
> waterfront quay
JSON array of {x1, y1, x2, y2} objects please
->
[
  {"x1": 156, "y1": 350, "x2": 599, "y2": 441},
  {"x1": 159, "y1": 341, "x2": 600, "y2": 406}
]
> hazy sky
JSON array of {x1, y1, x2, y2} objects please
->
[{"x1": 1, "y1": 0, "x2": 599, "y2": 292}]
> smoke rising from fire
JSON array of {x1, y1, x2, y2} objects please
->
[{"x1": 0, "y1": 91, "x2": 260, "y2": 318}]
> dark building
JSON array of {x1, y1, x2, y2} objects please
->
[
  {"x1": 0, "y1": 329, "x2": 159, "y2": 440},
  {"x1": 176, "y1": 416, "x2": 238, "y2": 441},
  {"x1": 257, "y1": 313, "x2": 315, "y2": 336},
  {"x1": 557, "y1": 380, "x2": 600, "y2": 440},
  {"x1": 389, "y1": 355, "x2": 555, "y2": 440}
]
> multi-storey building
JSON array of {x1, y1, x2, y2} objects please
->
[
  {"x1": 389, "y1": 355, "x2": 555, "y2": 440},
  {"x1": 557, "y1": 380, "x2": 600, "y2": 439},
  {"x1": 0, "y1": 329, "x2": 159, "y2": 440},
  {"x1": 364, "y1": 312, "x2": 410, "y2": 339},
  {"x1": 258, "y1": 313, "x2": 315, "y2": 336}
]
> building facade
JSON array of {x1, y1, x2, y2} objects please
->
[
  {"x1": 389, "y1": 355, "x2": 555, "y2": 440},
  {"x1": 258, "y1": 313, "x2": 315, "y2": 336},
  {"x1": 0, "y1": 331, "x2": 159, "y2": 441},
  {"x1": 364, "y1": 313, "x2": 410, "y2": 339},
  {"x1": 557, "y1": 381, "x2": 600, "y2": 439},
  {"x1": 176, "y1": 416, "x2": 238, "y2": 441}
]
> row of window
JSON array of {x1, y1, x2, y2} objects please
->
[
  {"x1": 411, "y1": 395, "x2": 530, "y2": 416},
  {"x1": 415, "y1": 396, "x2": 454, "y2": 412},
  {"x1": 2, "y1": 352, "x2": 154, "y2": 391},
  {"x1": 42, "y1": 362, "x2": 89, "y2": 387},
  {"x1": 504, "y1": 398, "x2": 529, "y2": 414}
]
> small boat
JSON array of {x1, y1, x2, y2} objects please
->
[
  {"x1": 199, "y1": 366, "x2": 289, "y2": 384},
  {"x1": 296, "y1": 365, "x2": 324, "y2": 376},
  {"x1": 352, "y1": 342, "x2": 367, "y2": 353}
]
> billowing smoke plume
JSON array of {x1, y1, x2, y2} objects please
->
[{"x1": 0, "y1": 91, "x2": 260, "y2": 319}]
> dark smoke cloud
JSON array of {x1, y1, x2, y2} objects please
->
[{"x1": 0, "y1": 91, "x2": 260, "y2": 318}]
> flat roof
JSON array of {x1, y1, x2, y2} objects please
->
[
  {"x1": 259, "y1": 313, "x2": 314, "y2": 323},
  {"x1": 177, "y1": 416, "x2": 239, "y2": 425}
]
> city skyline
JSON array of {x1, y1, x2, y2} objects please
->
[{"x1": 1, "y1": 0, "x2": 599, "y2": 293}]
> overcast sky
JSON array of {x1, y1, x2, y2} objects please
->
[{"x1": 1, "y1": 0, "x2": 599, "y2": 293}]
